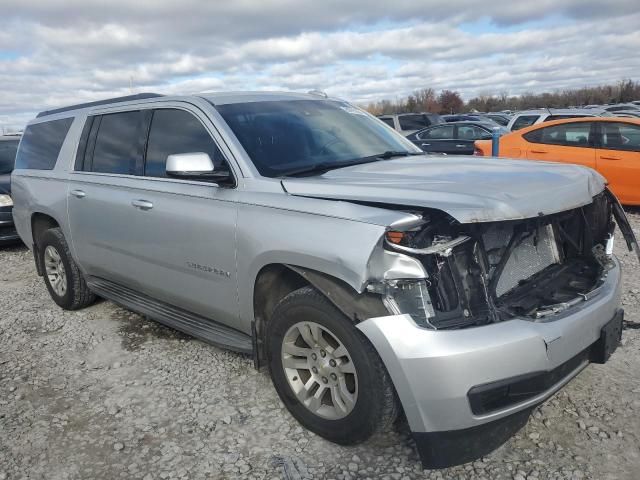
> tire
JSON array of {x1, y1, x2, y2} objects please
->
[
  {"x1": 38, "y1": 227, "x2": 95, "y2": 310},
  {"x1": 267, "y1": 286, "x2": 399, "y2": 445}
]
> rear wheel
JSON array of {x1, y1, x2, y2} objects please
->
[
  {"x1": 38, "y1": 228, "x2": 95, "y2": 310},
  {"x1": 267, "y1": 286, "x2": 399, "y2": 444}
]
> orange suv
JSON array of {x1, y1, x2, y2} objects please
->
[{"x1": 475, "y1": 117, "x2": 640, "y2": 205}]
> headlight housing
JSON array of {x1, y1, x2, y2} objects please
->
[
  {"x1": 0, "y1": 194, "x2": 13, "y2": 207},
  {"x1": 382, "y1": 279, "x2": 436, "y2": 328}
]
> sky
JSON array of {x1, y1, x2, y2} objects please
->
[{"x1": 1, "y1": 0, "x2": 639, "y2": 130}]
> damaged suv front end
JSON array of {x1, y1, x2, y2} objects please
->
[{"x1": 358, "y1": 189, "x2": 635, "y2": 468}]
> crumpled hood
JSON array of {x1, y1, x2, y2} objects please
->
[{"x1": 281, "y1": 156, "x2": 606, "y2": 223}]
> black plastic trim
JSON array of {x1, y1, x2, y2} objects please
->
[
  {"x1": 413, "y1": 408, "x2": 532, "y2": 469},
  {"x1": 86, "y1": 276, "x2": 252, "y2": 354}
]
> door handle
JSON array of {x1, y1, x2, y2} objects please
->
[
  {"x1": 530, "y1": 150, "x2": 548, "y2": 154},
  {"x1": 455, "y1": 144, "x2": 467, "y2": 148},
  {"x1": 131, "y1": 199, "x2": 153, "y2": 210},
  {"x1": 70, "y1": 190, "x2": 86, "y2": 198},
  {"x1": 600, "y1": 156, "x2": 622, "y2": 161},
  {"x1": 421, "y1": 143, "x2": 431, "y2": 147}
]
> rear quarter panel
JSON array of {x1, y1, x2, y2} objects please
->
[{"x1": 11, "y1": 114, "x2": 84, "y2": 249}]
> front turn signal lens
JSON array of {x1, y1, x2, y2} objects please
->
[{"x1": 385, "y1": 231, "x2": 405, "y2": 244}]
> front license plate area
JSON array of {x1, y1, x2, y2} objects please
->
[{"x1": 591, "y1": 309, "x2": 623, "y2": 364}]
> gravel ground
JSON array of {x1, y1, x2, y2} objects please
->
[{"x1": 1, "y1": 211, "x2": 639, "y2": 480}]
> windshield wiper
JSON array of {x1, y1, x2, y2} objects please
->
[
  {"x1": 365, "y1": 150, "x2": 424, "y2": 160},
  {"x1": 281, "y1": 158, "x2": 380, "y2": 177},
  {"x1": 280, "y1": 151, "x2": 422, "y2": 177}
]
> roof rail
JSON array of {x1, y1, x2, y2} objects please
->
[{"x1": 36, "y1": 93, "x2": 164, "y2": 118}]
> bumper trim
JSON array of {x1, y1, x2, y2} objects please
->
[
  {"x1": 413, "y1": 408, "x2": 532, "y2": 469},
  {"x1": 467, "y1": 347, "x2": 590, "y2": 416}
]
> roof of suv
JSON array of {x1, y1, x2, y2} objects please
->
[
  {"x1": 35, "y1": 91, "x2": 333, "y2": 119},
  {"x1": 0, "y1": 134, "x2": 21, "y2": 141},
  {"x1": 514, "y1": 108, "x2": 604, "y2": 116}
]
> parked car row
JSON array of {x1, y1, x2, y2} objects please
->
[
  {"x1": 474, "y1": 117, "x2": 640, "y2": 205},
  {"x1": 377, "y1": 102, "x2": 640, "y2": 156},
  {"x1": 0, "y1": 134, "x2": 21, "y2": 244}
]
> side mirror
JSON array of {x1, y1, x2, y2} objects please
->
[{"x1": 166, "y1": 152, "x2": 231, "y2": 181}]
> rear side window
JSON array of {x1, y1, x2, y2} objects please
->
[
  {"x1": 145, "y1": 109, "x2": 227, "y2": 177},
  {"x1": 379, "y1": 118, "x2": 395, "y2": 128},
  {"x1": 523, "y1": 122, "x2": 592, "y2": 147},
  {"x1": 601, "y1": 122, "x2": 640, "y2": 152},
  {"x1": 417, "y1": 124, "x2": 454, "y2": 140},
  {"x1": 15, "y1": 118, "x2": 73, "y2": 170},
  {"x1": 511, "y1": 115, "x2": 539, "y2": 131},
  {"x1": 398, "y1": 115, "x2": 428, "y2": 131},
  {"x1": 456, "y1": 125, "x2": 489, "y2": 140},
  {"x1": 544, "y1": 115, "x2": 591, "y2": 122},
  {"x1": 0, "y1": 140, "x2": 19, "y2": 174},
  {"x1": 90, "y1": 111, "x2": 146, "y2": 175}
]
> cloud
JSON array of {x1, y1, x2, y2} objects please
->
[{"x1": 0, "y1": 1, "x2": 639, "y2": 129}]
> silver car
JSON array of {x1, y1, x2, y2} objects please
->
[{"x1": 11, "y1": 91, "x2": 638, "y2": 468}]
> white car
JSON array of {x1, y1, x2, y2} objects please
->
[{"x1": 507, "y1": 109, "x2": 605, "y2": 131}]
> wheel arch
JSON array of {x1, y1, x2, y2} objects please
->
[
  {"x1": 31, "y1": 212, "x2": 62, "y2": 276},
  {"x1": 252, "y1": 263, "x2": 388, "y2": 368}
]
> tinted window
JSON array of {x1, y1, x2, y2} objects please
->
[
  {"x1": 91, "y1": 111, "x2": 145, "y2": 174},
  {"x1": 0, "y1": 140, "x2": 19, "y2": 174},
  {"x1": 417, "y1": 125, "x2": 454, "y2": 140},
  {"x1": 145, "y1": 109, "x2": 227, "y2": 177},
  {"x1": 524, "y1": 122, "x2": 591, "y2": 147},
  {"x1": 544, "y1": 114, "x2": 592, "y2": 122},
  {"x1": 398, "y1": 115, "x2": 429, "y2": 130},
  {"x1": 511, "y1": 115, "x2": 540, "y2": 130},
  {"x1": 487, "y1": 115, "x2": 509, "y2": 126},
  {"x1": 456, "y1": 125, "x2": 490, "y2": 140},
  {"x1": 379, "y1": 118, "x2": 395, "y2": 128},
  {"x1": 602, "y1": 122, "x2": 640, "y2": 152},
  {"x1": 15, "y1": 118, "x2": 73, "y2": 170},
  {"x1": 215, "y1": 100, "x2": 418, "y2": 177}
]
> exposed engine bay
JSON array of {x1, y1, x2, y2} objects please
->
[{"x1": 378, "y1": 191, "x2": 632, "y2": 329}]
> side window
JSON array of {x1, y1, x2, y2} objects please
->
[
  {"x1": 398, "y1": 115, "x2": 428, "y2": 131},
  {"x1": 544, "y1": 115, "x2": 590, "y2": 122},
  {"x1": 602, "y1": 122, "x2": 640, "y2": 152},
  {"x1": 90, "y1": 111, "x2": 146, "y2": 175},
  {"x1": 15, "y1": 118, "x2": 73, "y2": 170},
  {"x1": 456, "y1": 125, "x2": 489, "y2": 140},
  {"x1": 511, "y1": 115, "x2": 540, "y2": 131},
  {"x1": 145, "y1": 109, "x2": 227, "y2": 178},
  {"x1": 0, "y1": 140, "x2": 19, "y2": 174},
  {"x1": 417, "y1": 125, "x2": 454, "y2": 140},
  {"x1": 523, "y1": 122, "x2": 592, "y2": 147},
  {"x1": 379, "y1": 118, "x2": 395, "y2": 128}
]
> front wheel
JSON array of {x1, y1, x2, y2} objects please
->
[{"x1": 267, "y1": 286, "x2": 399, "y2": 444}]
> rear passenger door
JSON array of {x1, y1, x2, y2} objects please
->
[
  {"x1": 415, "y1": 124, "x2": 455, "y2": 154},
  {"x1": 454, "y1": 124, "x2": 490, "y2": 155},
  {"x1": 595, "y1": 122, "x2": 640, "y2": 204},
  {"x1": 522, "y1": 122, "x2": 596, "y2": 169},
  {"x1": 68, "y1": 105, "x2": 241, "y2": 328}
]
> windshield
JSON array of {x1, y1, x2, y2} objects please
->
[
  {"x1": 214, "y1": 99, "x2": 421, "y2": 177},
  {"x1": 0, "y1": 140, "x2": 19, "y2": 174}
]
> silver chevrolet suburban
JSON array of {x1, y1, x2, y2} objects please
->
[{"x1": 11, "y1": 91, "x2": 639, "y2": 468}]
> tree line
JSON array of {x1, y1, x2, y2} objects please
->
[{"x1": 362, "y1": 79, "x2": 640, "y2": 115}]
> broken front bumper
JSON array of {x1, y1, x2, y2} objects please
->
[
  {"x1": 0, "y1": 209, "x2": 20, "y2": 244},
  {"x1": 357, "y1": 257, "x2": 622, "y2": 468}
]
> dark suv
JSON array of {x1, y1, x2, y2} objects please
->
[{"x1": 0, "y1": 134, "x2": 21, "y2": 244}]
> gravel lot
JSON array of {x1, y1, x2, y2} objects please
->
[{"x1": 1, "y1": 211, "x2": 639, "y2": 480}]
